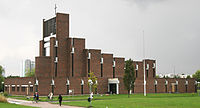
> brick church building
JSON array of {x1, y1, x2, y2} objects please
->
[{"x1": 4, "y1": 13, "x2": 197, "y2": 96}]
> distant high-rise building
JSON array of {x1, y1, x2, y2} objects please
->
[{"x1": 21, "y1": 59, "x2": 35, "y2": 77}]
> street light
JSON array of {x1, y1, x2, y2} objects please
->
[
  {"x1": 35, "y1": 79, "x2": 39, "y2": 92},
  {"x1": 88, "y1": 79, "x2": 93, "y2": 106}
]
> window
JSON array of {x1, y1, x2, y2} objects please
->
[
  {"x1": 113, "y1": 67, "x2": 115, "y2": 78},
  {"x1": 21, "y1": 87, "x2": 26, "y2": 92},
  {"x1": 88, "y1": 59, "x2": 90, "y2": 77},
  {"x1": 81, "y1": 85, "x2": 83, "y2": 94},
  {"x1": 72, "y1": 53, "x2": 74, "y2": 77},
  {"x1": 12, "y1": 87, "x2": 15, "y2": 91},
  {"x1": 17, "y1": 87, "x2": 20, "y2": 91},
  {"x1": 55, "y1": 47, "x2": 58, "y2": 57},
  {"x1": 153, "y1": 69, "x2": 155, "y2": 78},
  {"x1": 55, "y1": 63, "x2": 57, "y2": 77},
  {"x1": 66, "y1": 85, "x2": 69, "y2": 95},
  {"x1": 101, "y1": 64, "x2": 103, "y2": 77},
  {"x1": 30, "y1": 87, "x2": 33, "y2": 92},
  {"x1": 5, "y1": 87, "x2": 7, "y2": 91},
  {"x1": 185, "y1": 85, "x2": 188, "y2": 93},
  {"x1": 155, "y1": 85, "x2": 157, "y2": 93},
  {"x1": 165, "y1": 85, "x2": 167, "y2": 93},
  {"x1": 136, "y1": 70, "x2": 138, "y2": 78}
]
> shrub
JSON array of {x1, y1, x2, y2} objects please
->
[
  {"x1": 3, "y1": 92, "x2": 8, "y2": 97},
  {"x1": 0, "y1": 94, "x2": 7, "y2": 103}
]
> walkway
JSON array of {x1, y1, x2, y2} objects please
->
[{"x1": 7, "y1": 98, "x2": 84, "y2": 108}]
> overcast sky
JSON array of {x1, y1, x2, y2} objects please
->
[{"x1": 0, "y1": 0, "x2": 199, "y2": 76}]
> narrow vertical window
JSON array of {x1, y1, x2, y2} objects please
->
[
  {"x1": 88, "y1": 59, "x2": 90, "y2": 77},
  {"x1": 67, "y1": 85, "x2": 69, "y2": 95},
  {"x1": 88, "y1": 52, "x2": 91, "y2": 77},
  {"x1": 155, "y1": 85, "x2": 157, "y2": 93},
  {"x1": 55, "y1": 47, "x2": 57, "y2": 57},
  {"x1": 165, "y1": 85, "x2": 167, "y2": 93},
  {"x1": 113, "y1": 67, "x2": 115, "y2": 78},
  {"x1": 44, "y1": 48, "x2": 46, "y2": 56},
  {"x1": 185, "y1": 85, "x2": 187, "y2": 93},
  {"x1": 113, "y1": 60, "x2": 115, "y2": 78},
  {"x1": 72, "y1": 53, "x2": 74, "y2": 77},
  {"x1": 81, "y1": 85, "x2": 83, "y2": 94},
  {"x1": 136, "y1": 70, "x2": 138, "y2": 78},
  {"x1": 71, "y1": 46, "x2": 74, "y2": 77},
  {"x1": 153, "y1": 69, "x2": 155, "y2": 78},
  {"x1": 101, "y1": 64, "x2": 103, "y2": 77},
  {"x1": 135, "y1": 64, "x2": 138, "y2": 78},
  {"x1": 55, "y1": 63, "x2": 57, "y2": 77},
  {"x1": 101, "y1": 57, "x2": 103, "y2": 77}
]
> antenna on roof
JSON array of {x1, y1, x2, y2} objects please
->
[{"x1": 54, "y1": 4, "x2": 57, "y2": 15}]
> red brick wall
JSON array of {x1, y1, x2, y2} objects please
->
[
  {"x1": 56, "y1": 13, "x2": 70, "y2": 78},
  {"x1": 73, "y1": 38, "x2": 86, "y2": 77},
  {"x1": 90, "y1": 49, "x2": 101, "y2": 77},
  {"x1": 35, "y1": 57, "x2": 51, "y2": 77},
  {"x1": 102, "y1": 54, "x2": 113, "y2": 78},
  {"x1": 114, "y1": 57, "x2": 125, "y2": 78},
  {"x1": 4, "y1": 77, "x2": 35, "y2": 96}
]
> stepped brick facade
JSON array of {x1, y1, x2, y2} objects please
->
[{"x1": 4, "y1": 13, "x2": 197, "y2": 96}]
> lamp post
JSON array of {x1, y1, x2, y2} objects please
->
[
  {"x1": 51, "y1": 79, "x2": 55, "y2": 94},
  {"x1": 88, "y1": 79, "x2": 93, "y2": 106},
  {"x1": 35, "y1": 79, "x2": 38, "y2": 92}
]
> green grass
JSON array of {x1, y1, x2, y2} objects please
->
[
  {"x1": 8, "y1": 93, "x2": 200, "y2": 108},
  {"x1": 59, "y1": 93, "x2": 200, "y2": 108},
  {"x1": 0, "y1": 102, "x2": 36, "y2": 108}
]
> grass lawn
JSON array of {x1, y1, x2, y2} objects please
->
[
  {"x1": 59, "y1": 93, "x2": 200, "y2": 108},
  {"x1": 8, "y1": 93, "x2": 200, "y2": 108},
  {"x1": 0, "y1": 102, "x2": 36, "y2": 108}
]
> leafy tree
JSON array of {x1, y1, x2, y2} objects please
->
[
  {"x1": 0, "y1": 65, "x2": 5, "y2": 92},
  {"x1": 193, "y1": 70, "x2": 200, "y2": 82},
  {"x1": 25, "y1": 68, "x2": 35, "y2": 77},
  {"x1": 186, "y1": 75, "x2": 191, "y2": 79},
  {"x1": 155, "y1": 75, "x2": 160, "y2": 78},
  {"x1": 88, "y1": 72, "x2": 98, "y2": 93},
  {"x1": 123, "y1": 59, "x2": 135, "y2": 98}
]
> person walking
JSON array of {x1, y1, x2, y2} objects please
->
[
  {"x1": 58, "y1": 94, "x2": 63, "y2": 106},
  {"x1": 35, "y1": 92, "x2": 39, "y2": 103}
]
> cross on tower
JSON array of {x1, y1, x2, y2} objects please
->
[{"x1": 55, "y1": 4, "x2": 57, "y2": 15}]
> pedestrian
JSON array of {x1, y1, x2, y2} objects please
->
[
  {"x1": 35, "y1": 92, "x2": 39, "y2": 103},
  {"x1": 33, "y1": 92, "x2": 36, "y2": 103},
  {"x1": 58, "y1": 94, "x2": 62, "y2": 106}
]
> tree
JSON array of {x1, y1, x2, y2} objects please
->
[
  {"x1": 88, "y1": 72, "x2": 98, "y2": 93},
  {"x1": 0, "y1": 65, "x2": 5, "y2": 92},
  {"x1": 123, "y1": 59, "x2": 135, "y2": 98},
  {"x1": 193, "y1": 70, "x2": 200, "y2": 82},
  {"x1": 186, "y1": 75, "x2": 191, "y2": 79},
  {"x1": 25, "y1": 68, "x2": 35, "y2": 77}
]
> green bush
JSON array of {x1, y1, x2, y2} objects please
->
[{"x1": 3, "y1": 92, "x2": 8, "y2": 97}]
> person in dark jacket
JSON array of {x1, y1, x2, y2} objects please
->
[{"x1": 58, "y1": 94, "x2": 63, "y2": 106}]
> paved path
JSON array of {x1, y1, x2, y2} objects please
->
[{"x1": 7, "y1": 98, "x2": 84, "y2": 108}]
